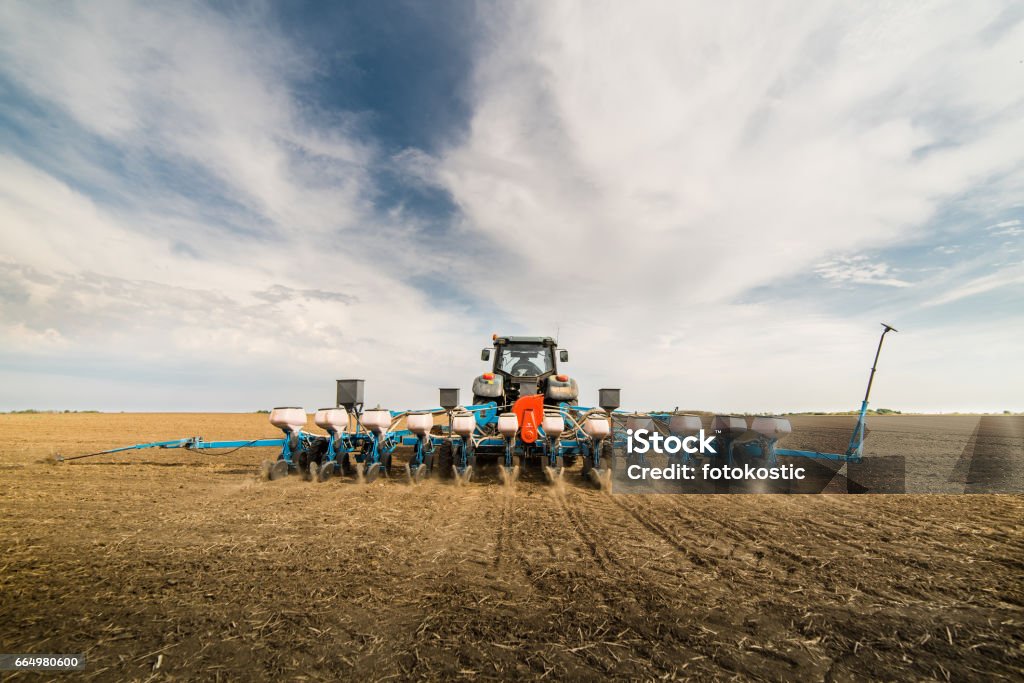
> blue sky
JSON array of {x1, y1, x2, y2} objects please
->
[{"x1": 1, "y1": 1, "x2": 1022, "y2": 413}]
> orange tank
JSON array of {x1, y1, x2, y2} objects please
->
[{"x1": 512, "y1": 394, "x2": 545, "y2": 444}]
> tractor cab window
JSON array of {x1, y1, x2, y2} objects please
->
[{"x1": 498, "y1": 345, "x2": 554, "y2": 377}]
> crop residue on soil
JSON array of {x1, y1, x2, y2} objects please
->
[{"x1": 0, "y1": 412, "x2": 1022, "y2": 680}]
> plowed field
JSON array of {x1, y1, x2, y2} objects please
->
[{"x1": 1, "y1": 413, "x2": 1021, "y2": 681}]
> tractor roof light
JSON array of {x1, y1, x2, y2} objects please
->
[
  {"x1": 483, "y1": 372, "x2": 494, "y2": 380},
  {"x1": 556, "y1": 374, "x2": 568, "y2": 382}
]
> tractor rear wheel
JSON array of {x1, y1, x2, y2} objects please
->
[{"x1": 437, "y1": 440, "x2": 454, "y2": 479}]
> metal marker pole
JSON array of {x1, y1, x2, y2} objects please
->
[{"x1": 847, "y1": 323, "x2": 898, "y2": 457}]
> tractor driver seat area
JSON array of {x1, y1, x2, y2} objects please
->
[
  {"x1": 499, "y1": 345, "x2": 554, "y2": 378},
  {"x1": 510, "y1": 360, "x2": 542, "y2": 376}
]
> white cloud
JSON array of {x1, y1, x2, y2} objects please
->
[
  {"x1": 987, "y1": 219, "x2": 1024, "y2": 236},
  {"x1": 814, "y1": 255, "x2": 913, "y2": 287},
  {"x1": 1, "y1": 1, "x2": 1022, "y2": 413},
  {"x1": 426, "y1": 1, "x2": 1024, "y2": 410},
  {"x1": 436, "y1": 2, "x2": 1024, "y2": 305},
  {"x1": 925, "y1": 262, "x2": 1024, "y2": 306},
  {"x1": 0, "y1": 1, "x2": 371, "y2": 236},
  {"x1": 0, "y1": 2, "x2": 477, "y2": 411}
]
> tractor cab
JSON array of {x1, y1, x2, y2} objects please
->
[
  {"x1": 497, "y1": 340, "x2": 555, "y2": 378},
  {"x1": 472, "y1": 336, "x2": 579, "y2": 407}
]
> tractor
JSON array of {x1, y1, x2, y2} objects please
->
[{"x1": 471, "y1": 335, "x2": 578, "y2": 408}]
